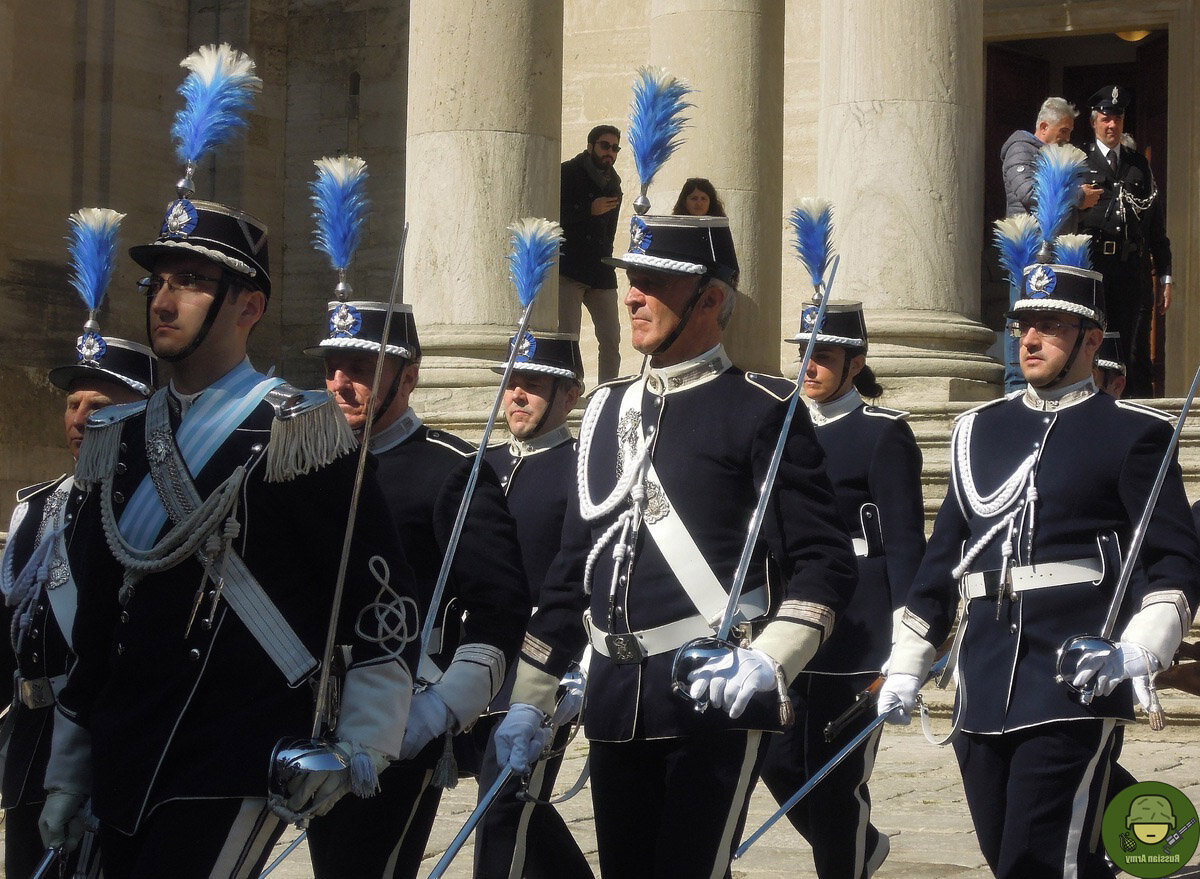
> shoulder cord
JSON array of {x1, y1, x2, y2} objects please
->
[
  {"x1": 5, "y1": 484, "x2": 72, "y2": 654},
  {"x1": 99, "y1": 466, "x2": 244, "y2": 601},
  {"x1": 950, "y1": 411, "x2": 1043, "y2": 580}
]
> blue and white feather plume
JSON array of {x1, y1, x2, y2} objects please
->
[
  {"x1": 789, "y1": 198, "x2": 836, "y2": 290},
  {"x1": 507, "y1": 218, "x2": 565, "y2": 308},
  {"x1": 311, "y1": 156, "x2": 370, "y2": 296},
  {"x1": 992, "y1": 213, "x2": 1041, "y2": 287},
  {"x1": 66, "y1": 208, "x2": 125, "y2": 322},
  {"x1": 170, "y1": 43, "x2": 262, "y2": 194},
  {"x1": 1032, "y1": 143, "x2": 1087, "y2": 245},
  {"x1": 1054, "y1": 233, "x2": 1093, "y2": 270},
  {"x1": 627, "y1": 67, "x2": 693, "y2": 213}
]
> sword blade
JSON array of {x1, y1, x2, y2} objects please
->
[
  {"x1": 427, "y1": 768, "x2": 513, "y2": 878},
  {"x1": 31, "y1": 846, "x2": 62, "y2": 879},
  {"x1": 258, "y1": 831, "x2": 307, "y2": 879}
]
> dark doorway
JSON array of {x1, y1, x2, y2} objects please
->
[{"x1": 983, "y1": 30, "x2": 1169, "y2": 394}]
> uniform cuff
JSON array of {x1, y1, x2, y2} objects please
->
[
  {"x1": 753, "y1": 618, "x2": 823, "y2": 682},
  {"x1": 45, "y1": 710, "x2": 92, "y2": 795},
  {"x1": 512, "y1": 659, "x2": 561, "y2": 716},
  {"x1": 431, "y1": 643, "x2": 507, "y2": 732},
  {"x1": 888, "y1": 615, "x2": 936, "y2": 679},
  {"x1": 338, "y1": 660, "x2": 414, "y2": 760},
  {"x1": 1121, "y1": 590, "x2": 1190, "y2": 670}
]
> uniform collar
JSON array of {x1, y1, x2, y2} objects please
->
[
  {"x1": 370, "y1": 407, "x2": 422, "y2": 454},
  {"x1": 645, "y1": 344, "x2": 732, "y2": 395},
  {"x1": 507, "y1": 423, "x2": 573, "y2": 457},
  {"x1": 1021, "y1": 377, "x2": 1097, "y2": 412},
  {"x1": 808, "y1": 388, "x2": 862, "y2": 426},
  {"x1": 1095, "y1": 139, "x2": 1118, "y2": 160}
]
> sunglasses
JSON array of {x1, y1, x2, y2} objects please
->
[{"x1": 594, "y1": 140, "x2": 621, "y2": 153}]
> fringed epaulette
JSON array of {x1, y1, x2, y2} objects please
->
[
  {"x1": 263, "y1": 384, "x2": 357, "y2": 483},
  {"x1": 863, "y1": 404, "x2": 910, "y2": 421},
  {"x1": 745, "y1": 371, "x2": 797, "y2": 402},
  {"x1": 953, "y1": 396, "x2": 1008, "y2": 422},
  {"x1": 16, "y1": 476, "x2": 68, "y2": 503},
  {"x1": 426, "y1": 429, "x2": 473, "y2": 457},
  {"x1": 583, "y1": 374, "x2": 639, "y2": 400},
  {"x1": 75, "y1": 400, "x2": 147, "y2": 485},
  {"x1": 1116, "y1": 399, "x2": 1173, "y2": 423}
]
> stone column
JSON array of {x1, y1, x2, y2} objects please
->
[
  {"x1": 818, "y1": 0, "x2": 999, "y2": 402},
  {"x1": 648, "y1": 0, "x2": 784, "y2": 374},
  {"x1": 404, "y1": 0, "x2": 563, "y2": 432}
]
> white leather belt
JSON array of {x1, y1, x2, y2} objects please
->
[
  {"x1": 585, "y1": 585, "x2": 767, "y2": 660},
  {"x1": 962, "y1": 556, "x2": 1103, "y2": 600},
  {"x1": 16, "y1": 672, "x2": 68, "y2": 710}
]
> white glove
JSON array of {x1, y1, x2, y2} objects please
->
[
  {"x1": 877, "y1": 673, "x2": 921, "y2": 725},
  {"x1": 398, "y1": 688, "x2": 454, "y2": 761},
  {"x1": 38, "y1": 790, "x2": 88, "y2": 851},
  {"x1": 550, "y1": 669, "x2": 586, "y2": 729},
  {"x1": 686, "y1": 646, "x2": 777, "y2": 720},
  {"x1": 1070, "y1": 642, "x2": 1160, "y2": 698},
  {"x1": 270, "y1": 741, "x2": 392, "y2": 824},
  {"x1": 494, "y1": 703, "x2": 551, "y2": 774}
]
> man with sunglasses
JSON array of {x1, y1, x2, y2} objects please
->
[
  {"x1": 879, "y1": 259, "x2": 1200, "y2": 878},
  {"x1": 559, "y1": 124, "x2": 624, "y2": 383},
  {"x1": 38, "y1": 199, "x2": 421, "y2": 877}
]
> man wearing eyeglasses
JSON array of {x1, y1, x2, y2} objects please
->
[
  {"x1": 559, "y1": 124, "x2": 624, "y2": 383},
  {"x1": 38, "y1": 198, "x2": 421, "y2": 876},
  {"x1": 878, "y1": 259, "x2": 1200, "y2": 878}
]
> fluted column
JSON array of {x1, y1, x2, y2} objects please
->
[
  {"x1": 819, "y1": 0, "x2": 999, "y2": 401},
  {"x1": 649, "y1": 0, "x2": 784, "y2": 374},
  {"x1": 404, "y1": 0, "x2": 563, "y2": 429}
]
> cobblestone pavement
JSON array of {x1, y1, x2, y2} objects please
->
[{"x1": 256, "y1": 687, "x2": 1200, "y2": 878}]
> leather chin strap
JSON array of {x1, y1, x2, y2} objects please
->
[
  {"x1": 374, "y1": 356, "x2": 409, "y2": 422},
  {"x1": 651, "y1": 274, "x2": 711, "y2": 357},
  {"x1": 146, "y1": 275, "x2": 232, "y2": 364},
  {"x1": 528, "y1": 377, "x2": 562, "y2": 437},
  {"x1": 1034, "y1": 323, "x2": 1090, "y2": 390}
]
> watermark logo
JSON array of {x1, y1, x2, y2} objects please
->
[{"x1": 1103, "y1": 781, "x2": 1198, "y2": 878}]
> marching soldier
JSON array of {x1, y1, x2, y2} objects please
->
[
  {"x1": 38, "y1": 46, "x2": 422, "y2": 873},
  {"x1": 472, "y1": 332, "x2": 593, "y2": 879},
  {"x1": 1, "y1": 338, "x2": 155, "y2": 878},
  {"x1": 760, "y1": 303, "x2": 925, "y2": 878},
  {"x1": 1077, "y1": 85, "x2": 1172, "y2": 397},
  {"x1": 880, "y1": 260, "x2": 1200, "y2": 877},
  {"x1": 304, "y1": 301, "x2": 530, "y2": 879},
  {"x1": 494, "y1": 213, "x2": 858, "y2": 877}
]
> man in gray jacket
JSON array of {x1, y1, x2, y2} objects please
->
[{"x1": 998, "y1": 97, "x2": 1102, "y2": 391}]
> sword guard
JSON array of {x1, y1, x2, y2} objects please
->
[
  {"x1": 670, "y1": 636, "x2": 737, "y2": 713},
  {"x1": 1055, "y1": 634, "x2": 1119, "y2": 705}
]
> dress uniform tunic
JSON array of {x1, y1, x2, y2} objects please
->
[
  {"x1": 510, "y1": 345, "x2": 857, "y2": 878},
  {"x1": 894, "y1": 380, "x2": 1200, "y2": 878},
  {"x1": 58, "y1": 365, "x2": 421, "y2": 877},
  {"x1": 307, "y1": 409, "x2": 529, "y2": 879},
  {"x1": 761, "y1": 389, "x2": 925, "y2": 878},
  {"x1": 1, "y1": 477, "x2": 85, "y2": 878},
  {"x1": 471, "y1": 425, "x2": 593, "y2": 879}
]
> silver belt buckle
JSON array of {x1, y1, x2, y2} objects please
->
[
  {"x1": 18, "y1": 676, "x2": 54, "y2": 710},
  {"x1": 605, "y1": 633, "x2": 646, "y2": 665},
  {"x1": 1103, "y1": 240, "x2": 1117, "y2": 255}
]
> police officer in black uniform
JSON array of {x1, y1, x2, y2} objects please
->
[
  {"x1": 305, "y1": 301, "x2": 530, "y2": 879},
  {"x1": 495, "y1": 213, "x2": 858, "y2": 878},
  {"x1": 880, "y1": 260, "x2": 1200, "y2": 878},
  {"x1": 471, "y1": 332, "x2": 593, "y2": 879},
  {"x1": 1077, "y1": 85, "x2": 1172, "y2": 397},
  {"x1": 1093, "y1": 331, "x2": 1128, "y2": 399},
  {"x1": 1, "y1": 338, "x2": 156, "y2": 878},
  {"x1": 760, "y1": 303, "x2": 925, "y2": 878}
]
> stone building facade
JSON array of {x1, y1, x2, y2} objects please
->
[{"x1": 2, "y1": 0, "x2": 1199, "y2": 520}]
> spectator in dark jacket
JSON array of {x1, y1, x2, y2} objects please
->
[
  {"x1": 559, "y1": 125, "x2": 623, "y2": 382},
  {"x1": 997, "y1": 97, "x2": 1101, "y2": 391}
]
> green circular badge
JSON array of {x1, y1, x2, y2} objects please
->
[{"x1": 1103, "y1": 781, "x2": 1199, "y2": 877}]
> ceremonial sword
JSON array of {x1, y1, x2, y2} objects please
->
[
  {"x1": 1056, "y1": 359, "x2": 1200, "y2": 704},
  {"x1": 670, "y1": 255, "x2": 839, "y2": 713}
]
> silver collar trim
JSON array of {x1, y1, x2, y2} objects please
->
[
  {"x1": 808, "y1": 388, "x2": 863, "y2": 426},
  {"x1": 508, "y1": 423, "x2": 573, "y2": 457},
  {"x1": 645, "y1": 344, "x2": 732, "y2": 395},
  {"x1": 370, "y1": 408, "x2": 422, "y2": 454},
  {"x1": 1022, "y1": 378, "x2": 1097, "y2": 412}
]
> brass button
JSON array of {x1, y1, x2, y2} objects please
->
[
  {"x1": 119, "y1": 611, "x2": 129, "y2": 624},
  {"x1": 1009, "y1": 624, "x2": 1018, "y2": 634},
  {"x1": 188, "y1": 648, "x2": 201, "y2": 661},
  {"x1": 30, "y1": 653, "x2": 38, "y2": 664},
  {"x1": 117, "y1": 644, "x2": 125, "y2": 654},
  {"x1": 115, "y1": 462, "x2": 127, "y2": 475},
  {"x1": 113, "y1": 491, "x2": 125, "y2": 504}
]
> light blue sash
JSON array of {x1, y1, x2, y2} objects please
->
[{"x1": 119, "y1": 360, "x2": 284, "y2": 549}]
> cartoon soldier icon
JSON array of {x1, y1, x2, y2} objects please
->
[{"x1": 1127, "y1": 794, "x2": 1175, "y2": 844}]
